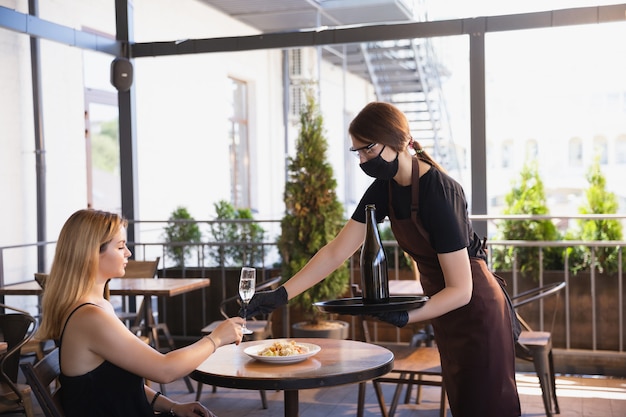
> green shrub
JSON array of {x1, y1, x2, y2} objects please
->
[
  {"x1": 566, "y1": 158, "x2": 623, "y2": 274},
  {"x1": 492, "y1": 161, "x2": 563, "y2": 277},
  {"x1": 162, "y1": 206, "x2": 202, "y2": 267},
  {"x1": 208, "y1": 200, "x2": 266, "y2": 267}
]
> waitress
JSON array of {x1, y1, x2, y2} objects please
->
[{"x1": 247, "y1": 102, "x2": 521, "y2": 417}]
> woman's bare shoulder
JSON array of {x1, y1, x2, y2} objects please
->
[{"x1": 65, "y1": 302, "x2": 117, "y2": 330}]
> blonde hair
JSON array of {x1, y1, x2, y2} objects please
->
[
  {"x1": 349, "y1": 102, "x2": 445, "y2": 172},
  {"x1": 37, "y1": 209, "x2": 127, "y2": 341}
]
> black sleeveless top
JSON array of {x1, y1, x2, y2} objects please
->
[{"x1": 59, "y1": 303, "x2": 156, "y2": 417}]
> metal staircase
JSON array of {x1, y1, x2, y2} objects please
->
[
  {"x1": 323, "y1": 38, "x2": 460, "y2": 174},
  {"x1": 200, "y1": 0, "x2": 461, "y2": 174}
]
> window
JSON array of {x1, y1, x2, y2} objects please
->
[
  {"x1": 593, "y1": 136, "x2": 608, "y2": 164},
  {"x1": 568, "y1": 137, "x2": 582, "y2": 167},
  {"x1": 290, "y1": 49, "x2": 303, "y2": 77},
  {"x1": 229, "y1": 78, "x2": 250, "y2": 208},
  {"x1": 289, "y1": 48, "x2": 310, "y2": 117},
  {"x1": 290, "y1": 84, "x2": 305, "y2": 117},
  {"x1": 525, "y1": 139, "x2": 538, "y2": 160},
  {"x1": 83, "y1": 46, "x2": 121, "y2": 213},
  {"x1": 616, "y1": 135, "x2": 626, "y2": 164},
  {"x1": 501, "y1": 140, "x2": 513, "y2": 168}
]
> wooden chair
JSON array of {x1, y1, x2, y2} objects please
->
[
  {"x1": 512, "y1": 281, "x2": 566, "y2": 417},
  {"x1": 0, "y1": 304, "x2": 37, "y2": 417},
  {"x1": 117, "y1": 258, "x2": 176, "y2": 352},
  {"x1": 351, "y1": 285, "x2": 447, "y2": 417},
  {"x1": 370, "y1": 344, "x2": 446, "y2": 417},
  {"x1": 195, "y1": 275, "x2": 282, "y2": 405},
  {"x1": 21, "y1": 273, "x2": 51, "y2": 362},
  {"x1": 117, "y1": 258, "x2": 194, "y2": 395},
  {"x1": 116, "y1": 257, "x2": 161, "y2": 327},
  {"x1": 20, "y1": 348, "x2": 64, "y2": 417}
]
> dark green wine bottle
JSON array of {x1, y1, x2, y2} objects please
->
[{"x1": 360, "y1": 204, "x2": 390, "y2": 304}]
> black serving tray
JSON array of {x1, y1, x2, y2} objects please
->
[{"x1": 314, "y1": 295, "x2": 429, "y2": 315}]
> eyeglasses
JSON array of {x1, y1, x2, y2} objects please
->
[{"x1": 349, "y1": 142, "x2": 377, "y2": 159}]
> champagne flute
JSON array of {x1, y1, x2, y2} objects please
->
[{"x1": 239, "y1": 267, "x2": 256, "y2": 335}]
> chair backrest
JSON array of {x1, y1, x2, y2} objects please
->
[
  {"x1": 123, "y1": 257, "x2": 161, "y2": 278},
  {"x1": 0, "y1": 307, "x2": 36, "y2": 402},
  {"x1": 21, "y1": 348, "x2": 64, "y2": 417},
  {"x1": 512, "y1": 281, "x2": 566, "y2": 309},
  {"x1": 34, "y1": 273, "x2": 49, "y2": 288},
  {"x1": 512, "y1": 281, "x2": 566, "y2": 332}
]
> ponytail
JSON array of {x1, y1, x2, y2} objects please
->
[{"x1": 409, "y1": 138, "x2": 446, "y2": 172}]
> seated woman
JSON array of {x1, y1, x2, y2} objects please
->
[{"x1": 37, "y1": 209, "x2": 243, "y2": 417}]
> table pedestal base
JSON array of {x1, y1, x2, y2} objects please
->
[{"x1": 284, "y1": 390, "x2": 298, "y2": 417}]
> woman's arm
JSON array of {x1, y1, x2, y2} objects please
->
[
  {"x1": 405, "y1": 248, "x2": 473, "y2": 323},
  {"x1": 64, "y1": 305, "x2": 243, "y2": 384},
  {"x1": 283, "y1": 219, "x2": 365, "y2": 299},
  {"x1": 245, "y1": 219, "x2": 366, "y2": 317},
  {"x1": 145, "y1": 385, "x2": 214, "y2": 417}
]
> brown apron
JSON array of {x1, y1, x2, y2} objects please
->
[{"x1": 389, "y1": 158, "x2": 520, "y2": 417}]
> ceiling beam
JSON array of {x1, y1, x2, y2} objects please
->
[
  {"x1": 0, "y1": 5, "x2": 122, "y2": 55},
  {"x1": 2, "y1": 4, "x2": 624, "y2": 58},
  {"x1": 130, "y1": 4, "x2": 626, "y2": 57}
]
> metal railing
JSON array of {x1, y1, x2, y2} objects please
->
[
  {"x1": 1, "y1": 216, "x2": 625, "y2": 356},
  {"x1": 486, "y1": 239, "x2": 625, "y2": 352}
]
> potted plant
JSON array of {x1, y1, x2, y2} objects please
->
[
  {"x1": 565, "y1": 157, "x2": 623, "y2": 274},
  {"x1": 206, "y1": 200, "x2": 271, "y2": 314},
  {"x1": 491, "y1": 160, "x2": 563, "y2": 278},
  {"x1": 159, "y1": 206, "x2": 206, "y2": 334},
  {"x1": 562, "y1": 159, "x2": 624, "y2": 350},
  {"x1": 208, "y1": 200, "x2": 266, "y2": 268},
  {"x1": 162, "y1": 206, "x2": 202, "y2": 268},
  {"x1": 160, "y1": 203, "x2": 275, "y2": 335},
  {"x1": 278, "y1": 88, "x2": 349, "y2": 339}
]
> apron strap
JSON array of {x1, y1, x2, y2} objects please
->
[
  {"x1": 410, "y1": 157, "x2": 431, "y2": 243},
  {"x1": 410, "y1": 157, "x2": 420, "y2": 224}
]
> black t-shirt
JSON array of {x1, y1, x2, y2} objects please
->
[{"x1": 351, "y1": 168, "x2": 486, "y2": 259}]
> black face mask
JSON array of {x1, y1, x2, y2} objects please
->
[{"x1": 359, "y1": 145, "x2": 399, "y2": 180}]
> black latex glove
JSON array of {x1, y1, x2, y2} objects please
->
[
  {"x1": 242, "y1": 286, "x2": 288, "y2": 318},
  {"x1": 371, "y1": 311, "x2": 409, "y2": 328}
]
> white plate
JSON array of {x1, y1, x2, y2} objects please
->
[{"x1": 244, "y1": 341, "x2": 321, "y2": 364}]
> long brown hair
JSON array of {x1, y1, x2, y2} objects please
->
[
  {"x1": 37, "y1": 209, "x2": 127, "y2": 340},
  {"x1": 349, "y1": 101, "x2": 445, "y2": 172}
]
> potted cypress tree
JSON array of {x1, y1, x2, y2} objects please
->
[
  {"x1": 279, "y1": 88, "x2": 349, "y2": 339},
  {"x1": 566, "y1": 157, "x2": 623, "y2": 274}
]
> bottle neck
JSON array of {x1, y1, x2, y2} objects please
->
[{"x1": 365, "y1": 207, "x2": 382, "y2": 245}]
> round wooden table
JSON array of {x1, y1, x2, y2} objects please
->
[{"x1": 191, "y1": 338, "x2": 394, "y2": 417}]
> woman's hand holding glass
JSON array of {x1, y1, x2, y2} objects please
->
[{"x1": 210, "y1": 317, "x2": 245, "y2": 347}]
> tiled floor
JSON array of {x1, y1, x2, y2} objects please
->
[{"x1": 19, "y1": 368, "x2": 626, "y2": 416}]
